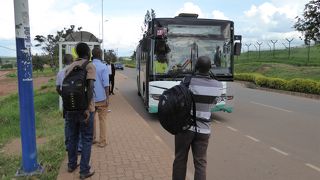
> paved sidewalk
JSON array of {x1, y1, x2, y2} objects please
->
[{"x1": 57, "y1": 74, "x2": 174, "y2": 180}]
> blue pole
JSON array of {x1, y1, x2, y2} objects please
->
[{"x1": 13, "y1": 0, "x2": 42, "y2": 176}]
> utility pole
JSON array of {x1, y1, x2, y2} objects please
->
[
  {"x1": 13, "y1": 0, "x2": 43, "y2": 176},
  {"x1": 101, "y1": 0, "x2": 104, "y2": 60}
]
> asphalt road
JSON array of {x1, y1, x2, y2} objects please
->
[{"x1": 115, "y1": 67, "x2": 320, "y2": 180}]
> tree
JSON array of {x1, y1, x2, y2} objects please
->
[
  {"x1": 34, "y1": 25, "x2": 82, "y2": 69},
  {"x1": 131, "y1": 50, "x2": 136, "y2": 61},
  {"x1": 294, "y1": 0, "x2": 320, "y2": 44},
  {"x1": 104, "y1": 49, "x2": 117, "y2": 63},
  {"x1": 141, "y1": 9, "x2": 156, "y2": 36},
  {"x1": 32, "y1": 54, "x2": 44, "y2": 72}
]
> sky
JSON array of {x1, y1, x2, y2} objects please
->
[{"x1": 0, "y1": 0, "x2": 310, "y2": 57}]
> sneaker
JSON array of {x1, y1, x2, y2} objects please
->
[
  {"x1": 107, "y1": 109, "x2": 111, "y2": 113},
  {"x1": 68, "y1": 164, "x2": 79, "y2": 173},
  {"x1": 80, "y1": 169, "x2": 95, "y2": 179}
]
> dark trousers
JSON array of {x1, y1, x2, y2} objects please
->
[
  {"x1": 66, "y1": 111, "x2": 94, "y2": 174},
  {"x1": 172, "y1": 131, "x2": 210, "y2": 180},
  {"x1": 109, "y1": 75, "x2": 115, "y2": 93}
]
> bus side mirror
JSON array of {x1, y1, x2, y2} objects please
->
[
  {"x1": 234, "y1": 42, "x2": 241, "y2": 55},
  {"x1": 142, "y1": 38, "x2": 150, "y2": 52}
]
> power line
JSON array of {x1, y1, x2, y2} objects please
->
[{"x1": 0, "y1": 45, "x2": 16, "y2": 51}]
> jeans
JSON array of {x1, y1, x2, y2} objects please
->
[
  {"x1": 172, "y1": 131, "x2": 210, "y2": 180},
  {"x1": 65, "y1": 119, "x2": 83, "y2": 152},
  {"x1": 66, "y1": 111, "x2": 94, "y2": 174}
]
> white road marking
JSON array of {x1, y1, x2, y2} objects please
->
[
  {"x1": 245, "y1": 135, "x2": 260, "y2": 142},
  {"x1": 270, "y1": 147, "x2": 289, "y2": 156},
  {"x1": 227, "y1": 126, "x2": 238, "y2": 132},
  {"x1": 305, "y1": 163, "x2": 320, "y2": 172},
  {"x1": 250, "y1": 101, "x2": 292, "y2": 113}
]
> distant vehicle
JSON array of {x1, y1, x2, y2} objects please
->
[{"x1": 114, "y1": 62, "x2": 124, "y2": 70}]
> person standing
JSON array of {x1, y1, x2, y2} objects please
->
[
  {"x1": 56, "y1": 54, "x2": 73, "y2": 150},
  {"x1": 213, "y1": 46, "x2": 221, "y2": 67},
  {"x1": 92, "y1": 47, "x2": 109, "y2": 147},
  {"x1": 109, "y1": 62, "x2": 115, "y2": 95},
  {"x1": 64, "y1": 42, "x2": 95, "y2": 179},
  {"x1": 56, "y1": 54, "x2": 83, "y2": 153},
  {"x1": 172, "y1": 56, "x2": 223, "y2": 180}
]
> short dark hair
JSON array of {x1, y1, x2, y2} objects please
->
[
  {"x1": 92, "y1": 47, "x2": 102, "y2": 59},
  {"x1": 63, "y1": 54, "x2": 73, "y2": 65},
  {"x1": 76, "y1": 42, "x2": 90, "y2": 58},
  {"x1": 195, "y1": 56, "x2": 212, "y2": 74}
]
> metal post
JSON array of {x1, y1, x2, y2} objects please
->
[
  {"x1": 257, "y1": 42, "x2": 263, "y2": 59},
  {"x1": 13, "y1": 0, "x2": 43, "y2": 176},
  {"x1": 58, "y1": 43, "x2": 63, "y2": 111}
]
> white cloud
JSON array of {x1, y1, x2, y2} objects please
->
[
  {"x1": 103, "y1": 16, "x2": 142, "y2": 54},
  {"x1": 212, "y1": 10, "x2": 229, "y2": 20},
  {"x1": 175, "y1": 2, "x2": 205, "y2": 18},
  {"x1": 0, "y1": 0, "x2": 16, "y2": 40}
]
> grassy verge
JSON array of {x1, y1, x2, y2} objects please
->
[
  {"x1": 0, "y1": 81, "x2": 65, "y2": 180},
  {"x1": 5, "y1": 67, "x2": 57, "y2": 79},
  {"x1": 235, "y1": 62, "x2": 320, "y2": 81}
]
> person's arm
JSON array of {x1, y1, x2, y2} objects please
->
[
  {"x1": 84, "y1": 79, "x2": 94, "y2": 122},
  {"x1": 105, "y1": 87, "x2": 109, "y2": 106},
  {"x1": 56, "y1": 86, "x2": 62, "y2": 96}
]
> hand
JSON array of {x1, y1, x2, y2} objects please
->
[{"x1": 84, "y1": 110, "x2": 90, "y2": 124}]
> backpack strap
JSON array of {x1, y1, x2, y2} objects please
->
[
  {"x1": 181, "y1": 74, "x2": 192, "y2": 87},
  {"x1": 182, "y1": 74, "x2": 198, "y2": 133},
  {"x1": 81, "y1": 60, "x2": 91, "y2": 69}
]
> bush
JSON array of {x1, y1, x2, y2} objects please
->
[
  {"x1": 1, "y1": 64, "x2": 13, "y2": 69},
  {"x1": 234, "y1": 73, "x2": 256, "y2": 82},
  {"x1": 286, "y1": 78, "x2": 320, "y2": 94},
  {"x1": 268, "y1": 78, "x2": 287, "y2": 90},
  {"x1": 235, "y1": 73, "x2": 320, "y2": 95},
  {"x1": 125, "y1": 64, "x2": 136, "y2": 68},
  {"x1": 255, "y1": 76, "x2": 269, "y2": 87}
]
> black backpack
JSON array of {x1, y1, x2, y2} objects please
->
[
  {"x1": 61, "y1": 60, "x2": 90, "y2": 111},
  {"x1": 158, "y1": 76, "x2": 196, "y2": 135}
]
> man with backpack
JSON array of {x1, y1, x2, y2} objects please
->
[
  {"x1": 62, "y1": 42, "x2": 96, "y2": 179},
  {"x1": 172, "y1": 56, "x2": 223, "y2": 180},
  {"x1": 56, "y1": 54, "x2": 82, "y2": 153},
  {"x1": 92, "y1": 47, "x2": 109, "y2": 148}
]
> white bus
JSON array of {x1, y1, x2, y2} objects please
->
[{"x1": 136, "y1": 13, "x2": 241, "y2": 113}]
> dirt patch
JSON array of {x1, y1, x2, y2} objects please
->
[
  {"x1": 1, "y1": 137, "x2": 47, "y2": 156},
  {"x1": 0, "y1": 76, "x2": 53, "y2": 97}
]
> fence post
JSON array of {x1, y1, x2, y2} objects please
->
[
  {"x1": 271, "y1": 40, "x2": 278, "y2": 58},
  {"x1": 257, "y1": 41, "x2": 263, "y2": 59},
  {"x1": 286, "y1": 38, "x2": 294, "y2": 59},
  {"x1": 245, "y1": 43, "x2": 251, "y2": 60}
]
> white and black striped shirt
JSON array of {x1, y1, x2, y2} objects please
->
[{"x1": 187, "y1": 75, "x2": 223, "y2": 134}]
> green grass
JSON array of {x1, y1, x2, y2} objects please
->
[
  {"x1": 0, "y1": 82, "x2": 65, "y2": 180},
  {"x1": 5, "y1": 67, "x2": 57, "y2": 79},
  {"x1": 237, "y1": 45, "x2": 320, "y2": 66},
  {"x1": 235, "y1": 45, "x2": 320, "y2": 82}
]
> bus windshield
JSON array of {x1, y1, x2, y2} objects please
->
[{"x1": 153, "y1": 23, "x2": 232, "y2": 76}]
